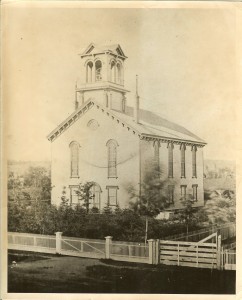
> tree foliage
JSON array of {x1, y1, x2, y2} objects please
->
[
  {"x1": 201, "y1": 190, "x2": 235, "y2": 224},
  {"x1": 8, "y1": 166, "x2": 51, "y2": 203},
  {"x1": 8, "y1": 201, "x2": 201, "y2": 242},
  {"x1": 175, "y1": 195, "x2": 200, "y2": 235},
  {"x1": 127, "y1": 161, "x2": 172, "y2": 218},
  {"x1": 75, "y1": 181, "x2": 95, "y2": 213}
]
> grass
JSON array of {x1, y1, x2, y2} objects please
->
[{"x1": 8, "y1": 251, "x2": 235, "y2": 294}]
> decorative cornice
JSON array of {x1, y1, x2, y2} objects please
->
[
  {"x1": 94, "y1": 103, "x2": 140, "y2": 137},
  {"x1": 47, "y1": 100, "x2": 94, "y2": 142},
  {"x1": 76, "y1": 82, "x2": 130, "y2": 93},
  {"x1": 80, "y1": 52, "x2": 127, "y2": 60},
  {"x1": 47, "y1": 100, "x2": 206, "y2": 148},
  {"x1": 140, "y1": 134, "x2": 206, "y2": 148}
]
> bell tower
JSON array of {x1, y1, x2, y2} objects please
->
[{"x1": 75, "y1": 43, "x2": 129, "y2": 112}]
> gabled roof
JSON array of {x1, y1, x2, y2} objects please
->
[
  {"x1": 47, "y1": 99, "x2": 206, "y2": 146},
  {"x1": 118, "y1": 106, "x2": 205, "y2": 143},
  {"x1": 80, "y1": 43, "x2": 127, "y2": 58}
]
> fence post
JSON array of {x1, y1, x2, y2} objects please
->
[
  {"x1": 217, "y1": 235, "x2": 221, "y2": 270},
  {"x1": 148, "y1": 239, "x2": 155, "y2": 264},
  {"x1": 105, "y1": 236, "x2": 112, "y2": 259},
  {"x1": 155, "y1": 239, "x2": 160, "y2": 265},
  {"x1": 55, "y1": 232, "x2": 63, "y2": 254}
]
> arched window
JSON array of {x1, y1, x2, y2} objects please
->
[
  {"x1": 192, "y1": 184, "x2": 198, "y2": 201},
  {"x1": 192, "y1": 145, "x2": 197, "y2": 178},
  {"x1": 180, "y1": 144, "x2": 186, "y2": 178},
  {"x1": 90, "y1": 183, "x2": 101, "y2": 210},
  {"x1": 110, "y1": 61, "x2": 116, "y2": 83},
  {"x1": 168, "y1": 143, "x2": 174, "y2": 178},
  {"x1": 86, "y1": 61, "x2": 93, "y2": 83},
  {"x1": 116, "y1": 62, "x2": 122, "y2": 84},
  {"x1": 153, "y1": 140, "x2": 160, "y2": 175},
  {"x1": 106, "y1": 139, "x2": 118, "y2": 178},
  {"x1": 95, "y1": 60, "x2": 102, "y2": 81},
  {"x1": 70, "y1": 142, "x2": 79, "y2": 177}
]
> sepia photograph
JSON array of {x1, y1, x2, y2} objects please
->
[{"x1": 1, "y1": 1, "x2": 241, "y2": 298}]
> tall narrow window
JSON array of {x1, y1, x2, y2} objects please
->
[
  {"x1": 192, "y1": 184, "x2": 198, "y2": 202},
  {"x1": 110, "y1": 61, "x2": 116, "y2": 82},
  {"x1": 90, "y1": 183, "x2": 101, "y2": 210},
  {"x1": 181, "y1": 185, "x2": 187, "y2": 200},
  {"x1": 192, "y1": 145, "x2": 197, "y2": 178},
  {"x1": 86, "y1": 61, "x2": 93, "y2": 83},
  {"x1": 117, "y1": 63, "x2": 122, "y2": 84},
  {"x1": 154, "y1": 140, "x2": 160, "y2": 175},
  {"x1": 122, "y1": 95, "x2": 126, "y2": 112},
  {"x1": 70, "y1": 142, "x2": 79, "y2": 177},
  {"x1": 95, "y1": 60, "x2": 102, "y2": 81},
  {"x1": 70, "y1": 185, "x2": 79, "y2": 205},
  {"x1": 168, "y1": 143, "x2": 174, "y2": 178},
  {"x1": 107, "y1": 186, "x2": 118, "y2": 207},
  {"x1": 167, "y1": 185, "x2": 175, "y2": 204},
  {"x1": 106, "y1": 139, "x2": 118, "y2": 178},
  {"x1": 180, "y1": 144, "x2": 186, "y2": 178}
]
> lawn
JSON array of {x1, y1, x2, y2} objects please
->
[{"x1": 8, "y1": 251, "x2": 235, "y2": 294}]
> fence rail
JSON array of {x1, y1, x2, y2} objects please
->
[
  {"x1": 221, "y1": 249, "x2": 236, "y2": 270},
  {"x1": 110, "y1": 241, "x2": 149, "y2": 263},
  {"x1": 61, "y1": 236, "x2": 106, "y2": 259},
  {"x1": 164, "y1": 222, "x2": 235, "y2": 242},
  {"x1": 8, "y1": 232, "x2": 56, "y2": 254},
  {"x1": 160, "y1": 239, "x2": 217, "y2": 269},
  {"x1": 8, "y1": 232, "x2": 150, "y2": 264},
  {"x1": 8, "y1": 231, "x2": 236, "y2": 270}
]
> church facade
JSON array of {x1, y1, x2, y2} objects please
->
[{"x1": 47, "y1": 43, "x2": 206, "y2": 213}]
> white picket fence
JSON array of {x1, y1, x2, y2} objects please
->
[
  {"x1": 221, "y1": 249, "x2": 236, "y2": 270},
  {"x1": 8, "y1": 232, "x2": 235, "y2": 270},
  {"x1": 8, "y1": 232, "x2": 150, "y2": 264},
  {"x1": 8, "y1": 232, "x2": 56, "y2": 254},
  {"x1": 110, "y1": 240, "x2": 149, "y2": 264}
]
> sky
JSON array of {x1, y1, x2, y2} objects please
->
[{"x1": 3, "y1": 2, "x2": 240, "y2": 162}]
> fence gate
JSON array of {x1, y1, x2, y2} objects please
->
[
  {"x1": 61, "y1": 236, "x2": 106, "y2": 259},
  {"x1": 159, "y1": 239, "x2": 218, "y2": 269}
]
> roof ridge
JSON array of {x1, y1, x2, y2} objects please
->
[{"x1": 47, "y1": 100, "x2": 206, "y2": 145}]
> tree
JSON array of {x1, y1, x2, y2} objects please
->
[
  {"x1": 40, "y1": 174, "x2": 51, "y2": 201},
  {"x1": 201, "y1": 189, "x2": 235, "y2": 224},
  {"x1": 8, "y1": 166, "x2": 51, "y2": 204},
  {"x1": 75, "y1": 182, "x2": 95, "y2": 213},
  {"x1": 127, "y1": 161, "x2": 171, "y2": 243},
  {"x1": 24, "y1": 166, "x2": 47, "y2": 188},
  {"x1": 177, "y1": 195, "x2": 199, "y2": 238},
  {"x1": 60, "y1": 186, "x2": 69, "y2": 207}
]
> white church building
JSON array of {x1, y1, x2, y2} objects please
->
[{"x1": 47, "y1": 43, "x2": 206, "y2": 212}]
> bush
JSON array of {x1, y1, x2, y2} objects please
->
[{"x1": 8, "y1": 201, "x2": 202, "y2": 242}]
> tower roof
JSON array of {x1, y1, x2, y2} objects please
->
[{"x1": 80, "y1": 43, "x2": 127, "y2": 58}]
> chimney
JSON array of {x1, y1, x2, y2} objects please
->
[{"x1": 134, "y1": 75, "x2": 140, "y2": 123}]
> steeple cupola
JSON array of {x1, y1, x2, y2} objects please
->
[{"x1": 75, "y1": 43, "x2": 129, "y2": 112}]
